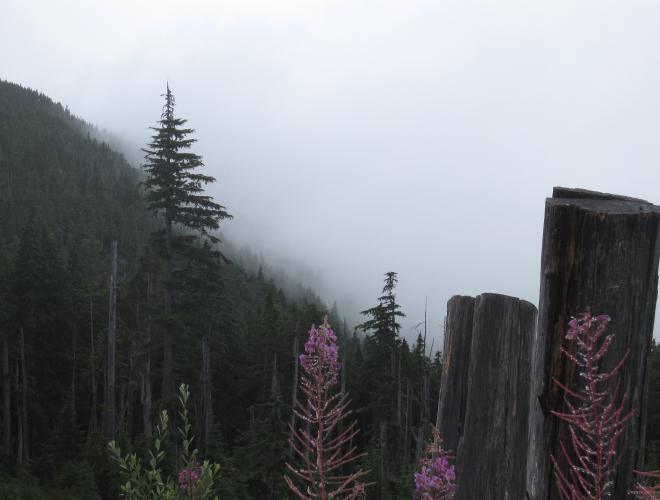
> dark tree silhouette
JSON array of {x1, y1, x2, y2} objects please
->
[{"x1": 141, "y1": 84, "x2": 232, "y2": 399}]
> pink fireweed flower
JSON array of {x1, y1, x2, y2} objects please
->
[
  {"x1": 298, "y1": 319, "x2": 340, "y2": 384},
  {"x1": 413, "y1": 426, "x2": 456, "y2": 499},
  {"x1": 551, "y1": 313, "x2": 633, "y2": 500},
  {"x1": 285, "y1": 316, "x2": 369, "y2": 499},
  {"x1": 178, "y1": 462, "x2": 201, "y2": 493},
  {"x1": 565, "y1": 313, "x2": 610, "y2": 340}
]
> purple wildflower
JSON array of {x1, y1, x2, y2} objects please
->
[
  {"x1": 566, "y1": 318, "x2": 581, "y2": 340},
  {"x1": 551, "y1": 313, "x2": 633, "y2": 500},
  {"x1": 285, "y1": 316, "x2": 369, "y2": 498},
  {"x1": 299, "y1": 319, "x2": 340, "y2": 384},
  {"x1": 413, "y1": 426, "x2": 456, "y2": 499},
  {"x1": 565, "y1": 313, "x2": 610, "y2": 340},
  {"x1": 178, "y1": 462, "x2": 201, "y2": 494}
]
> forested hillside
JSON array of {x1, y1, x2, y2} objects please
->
[
  {"x1": 0, "y1": 80, "x2": 448, "y2": 499},
  {"x1": 0, "y1": 80, "x2": 326, "y2": 498},
  {"x1": 1, "y1": 80, "x2": 658, "y2": 499}
]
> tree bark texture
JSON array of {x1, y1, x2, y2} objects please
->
[
  {"x1": 527, "y1": 187, "x2": 660, "y2": 500},
  {"x1": 436, "y1": 296, "x2": 475, "y2": 454},
  {"x1": 455, "y1": 293, "x2": 536, "y2": 500}
]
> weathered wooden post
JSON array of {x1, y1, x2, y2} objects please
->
[
  {"x1": 527, "y1": 188, "x2": 660, "y2": 499},
  {"x1": 455, "y1": 293, "x2": 537, "y2": 499},
  {"x1": 436, "y1": 295, "x2": 475, "y2": 453}
]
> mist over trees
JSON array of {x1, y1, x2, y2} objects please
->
[{"x1": 0, "y1": 79, "x2": 659, "y2": 499}]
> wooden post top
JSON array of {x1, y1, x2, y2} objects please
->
[
  {"x1": 449, "y1": 292, "x2": 536, "y2": 311},
  {"x1": 549, "y1": 187, "x2": 660, "y2": 214}
]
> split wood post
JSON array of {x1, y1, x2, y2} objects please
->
[
  {"x1": 527, "y1": 187, "x2": 660, "y2": 499},
  {"x1": 455, "y1": 293, "x2": 536, "y2": 500},
  {"x1": 436, "y1": 295, "x2": 475, "y2": 454}
]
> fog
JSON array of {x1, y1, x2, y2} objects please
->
[{"x1": 3, "y1": 0, "x2": 660, "y2": 342}]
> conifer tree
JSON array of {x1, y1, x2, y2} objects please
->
[
  {"x1": 141, "y1": 84, "x2": 232, "y2": 400},
  {"x1": 357, "y1": 272, "x2": 404, "y2": 345},
  {"x1": 356, "y1": 272, "x2": 405, "y2": 390},
  {"x1": 357, "y1": 272, "x2": 405, "y2": 497}
]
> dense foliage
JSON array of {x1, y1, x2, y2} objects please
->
[{"x1": 108, "y1": 384, "x2": 221, "y2": 500}]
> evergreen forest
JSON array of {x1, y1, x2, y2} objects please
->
[{"x1": 0, "y1": 79, "x2": 659, "y2": 499}]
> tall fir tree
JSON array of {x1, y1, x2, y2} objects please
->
[
  {"x1": 357, "y1": 272, "x2": 405, "y2": 498},
  {"x1": 357, "y1": 272, "x2": 405, "y2": 346},
  {"x1": 142, "y1": 84, "x2": 232, "y2": 400}
]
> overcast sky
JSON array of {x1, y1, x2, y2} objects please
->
[{"x1": 2, "y1": 0, "x2": 660, "y2": 343}]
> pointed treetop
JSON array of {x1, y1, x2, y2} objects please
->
[{"x1": 142, "y1": 85, "x2": 232, "y2": 245}]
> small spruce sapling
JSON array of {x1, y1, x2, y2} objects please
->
[
  {"x1": 285, "y1": 317, "x2": 370, "y2": 499},
  {"x1": 551, "y1": 314, "x2": 634, "y2": 500}
]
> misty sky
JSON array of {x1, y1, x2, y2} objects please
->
[{"x1": 2, "y1": 0, "x2": 660, "y2": 343}]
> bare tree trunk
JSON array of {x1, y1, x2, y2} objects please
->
[
  {"x1": 71, "y1": 321, "x2": 77, "y2": 413},
  {"x1": 415, "y1": 373, "x2": 429, "y2": 461},
  {"x1": 162, "y1": 220, "x2": 173, "y2": 400},
  {"x1": 20, "y1": 327, "x2": 28, "y2": 462},
  {"x1": 403, "y1": 379, "x2": 411, "y2": 460},
  {"x1": 336, "y1": 321, "x2": 349, "y2": 475},
  {"x1": 201, "y1": 333, "x2": 212, "y2": 454},
  {"x1": 141, "y1": 328, "x2": 152, "y2": 441},
  {"x1": 380, "y1": 420, "x2": 388, "y2": 500},
  {"x1": 396, "y1": 349, "x2": 402, "y2": 424},
  {"x1": 289, "y1": 334, "x2": 299, "y2": 458},
  {"x1": 390, "y1": 350, "x2": 397, "y2": 426},
  {"x1": 118, "y1": 383, "x2": 126, "y2": 435},
  {"x1": 106, "y1": 240, "x2": 117, "y2": 441},
  {"x1": 423, "y1": 297, "x2": 428, "y2": 351},
  {"x1": 2, "y1": 331, "x2": 10, "y2": 458},
  {"x1": 15, "y1": 361, "x2": 22, "y2": 464},
  {"x1": 340, "y1": 321, "x2": 347, "y2": 396},
  {"x1": 125, "y1": 336, "x2": 137, "y2": 439},
  {"x1": 88, "y1": 296, "x2": 97, "y2": 435},
  {"x1": 259, "y1": 344, "x2": 269, "y2": 404},
  {"x1": 141, "y1": 273, "x2": 153, "y2": 441},
  {"x1": 269, "y1": 351, "x2": 279, "y2": 400}
]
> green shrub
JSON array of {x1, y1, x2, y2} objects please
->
[{"x1": 108, "y1": 384, "x2": 221, "y2": 500}]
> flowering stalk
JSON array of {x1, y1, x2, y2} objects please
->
[
  {"x1": 550, "y1": 313, "x2": 634, "y2": 500},
  {"x1": 285, "y1": 317, "x2": 370, "y2": 499},
  {"x1": 413, "y1": 425, "x2": 456, "y2": 499},
  {"x1": 632, "y1": 470, "x2": 660, "y2": 498}
]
